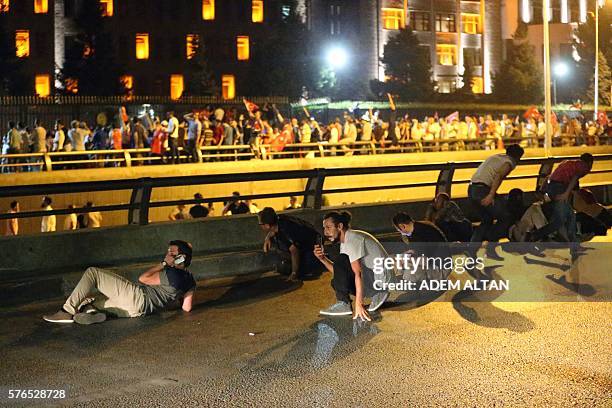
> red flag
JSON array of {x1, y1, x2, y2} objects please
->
[
  {"x1": 523, "y1": 106, "x2": 541, "y2": 120},
  {"x1": 445, "y1": 111, "x2": 459, "y2": 123},
  {"x1": 243, "y1": 98, "x2": 259, "y2": 114},
  {"x1": 597, "y1": 111, "x2": 609, "y2": 126}
]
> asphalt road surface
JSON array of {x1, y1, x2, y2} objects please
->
[{"x1": 0, "y1": 246, "x2": 611, "y2": 407}]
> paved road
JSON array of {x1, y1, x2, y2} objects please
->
[{"x1": 0, "y1": 247, "x2": 611, "y2": 407}]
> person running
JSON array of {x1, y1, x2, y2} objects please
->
[{"x1": 314, "y1": 211, "x2": 393, "y2": 321}]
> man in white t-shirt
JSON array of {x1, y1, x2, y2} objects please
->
[
  {"x1": 469, "y1": 144, "x2": 524, "y2": 242},
  {"x1": 314, "y1": 210, "x2": 394, "y2": 321},
  {"x1": 41, "y1": 196, "x2": 56, "y2": 233},
  {"x1": 164, "y1": 111, "x2": 180, "y2": 164}
]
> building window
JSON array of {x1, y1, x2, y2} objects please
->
[
  {"x1": 236, "y1": 36, "x2": 249, "y2": 61},
  {"x1": 170, "y1": 74, "x2": 184, "y2": 100},
  {"x1": 252, "y1": 0, "x2": 263, "y2": 23},
  {"x1": 186, "y1": 34, "x2": 199, "y2": 59},
  {"x1": 120, "y1": 75, "x2": 134, "y2": 92},
  {"x1": 436, "y1": 44, "x2": 457, "y2": 66},
  {"x1": 463, "y1": 47, "x2": 482, "y2": 66},
  {"x1": 202, "y1": 0, "x2": 214, "y2": 20},
  {"x1": 135, "y1": 33, "x2": 149, "y2": 60},
  {"x1": 15, "y1": 30, "x2": 30, "y2": 58},
  {"x1": 65, "y1": 78, "x2": 78, "y2": 94},
  {"x1": 410, "y1": 11, "x2": 430, "y2": 31},
  {"x1": 35, "y1": 74, "x2": 50, "y2": 97},
  {"x1": 435, "y1": 13, "x2": 456, "y2": 32},
  {"x1": 0, "y1": 0, "x2": 8, "y2": 13},
  {"x1": 461, "y1": 13, "x2": 480, "y2": 34},
  {"x1": 34, "y1": 0, "x2": 48, "y2": 13},
  {"x1": 471, "y1": 77, "x2": 484, "y2": 94},
  {"x1": 100, "y1": 0, "x2": 113, "y2": 17},
  {"x1": 222, "y1": 75, "x2": 235, "y2": 100},
  {"x1": 382, "y1": 8, "x2": 404, "y2": 30},
  {"x1": 437, "y1": 79, "x2": 456, "y2": 94}
]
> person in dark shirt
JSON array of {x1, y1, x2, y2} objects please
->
[
  {"x1": 259, "y1": 207, "x2": 324, "y2": 281},
  {"x1": 392, "y1": 212, "x2": 450, "y2": 260},
  {"x1": 189, "y1": 193, "x2": 210, "y2": 219},
  {"x1": 43, "y1": 240, "x2": 196, "y2": 325},
  {"x1": 222, "y1": 191, "x2": 250, "y2": 215}
]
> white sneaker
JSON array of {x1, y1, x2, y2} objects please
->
[{"x1": 319, "y1": 301, "x2": 352, "y2": 316}]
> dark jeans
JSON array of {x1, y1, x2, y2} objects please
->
[
  {"x1": 186, "y1": 139, "x2": 199, "y2": 163},
  {"x1": 167, "y1": 137, "x2": 180, "y2": 164},
  {"x1": 468, "y1": 183, "x2": 511, "y2": 242},
  {"x1": 437, "y1": 219, "x2": 473, "y2": 242},
  {"x1": 332, "y1": 254, "x2": 356, "y2": 303},
  {"x1": 532, "y1": 181, "x2": 576, "y2": 242}
]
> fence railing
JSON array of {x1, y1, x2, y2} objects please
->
[
  {"x1": 1, "y1": 154, "x2": 611, "y2": 229},
  {"x1": 1, "y1": 134, "x2": 610, "y2": 173},
  {"x1": 0, "y1": 95, "x2": 289, "y2": 106}
]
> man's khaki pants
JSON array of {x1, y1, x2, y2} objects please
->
[{"x1": 63, "y1": 267, "x2": 146, "y2": 318}]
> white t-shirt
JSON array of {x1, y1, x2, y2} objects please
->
[
  {"x1": 167, "y1": 117, "x2": 179, "y2": 139},
  {"x1": 88, "y1": 212, "x2": 102, "y2": 228},
  {"x1": 64, "y1": 213, "x2": 77, "y2": 230},
  {"x1": 471, "y1": 154, "x2": 516, "y2": 186},
  {"x1": 340, "y1": 229, "x2": 394, "y2": 283},
  {"x1": 41, "y1": 205, "x2": 56, "y2": 232}
]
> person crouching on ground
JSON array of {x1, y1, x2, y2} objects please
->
[
  {"x1": 43, "y1": 240, "x2": 196, "y2": 325},
  {"x1": 259, "y1": 207, "x2": 325, "y2": 281},
  {"x1": 314, "y1": 210, "x2": 393, "y2": 321}
]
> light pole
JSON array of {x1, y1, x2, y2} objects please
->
[
  {"x1": 593, "y1": 0, "x2": 605, "y2": 120},
  {"x1": 553, "y1": 62, "x2": 569, "y2": 105},
  {"x1": 543, "y1": 0, "x2": 552, "y2": 156}
]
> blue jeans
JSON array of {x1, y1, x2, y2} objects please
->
[{"x1": 468, "y1": 183, "x2": 511, "y2": 242}]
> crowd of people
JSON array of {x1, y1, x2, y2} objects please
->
[
  {"x1": 36, "y1": 145, "x2": 610, "y2": 325},
  {"x1": 2, "y1": 97, "x2": 611, "y2": 171}
]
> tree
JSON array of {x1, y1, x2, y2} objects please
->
[
  {"x1": 58, "y1": 0, "x2": 125, "y2": 95},
  {"x1": 183, "y1": 37, "x2": 217, "y2": 96},
  {"x1": 492, "y1": 23, "x2": 542, "y2": 103},
  {"x1": 587, "y1": 51, "x2": 612, "y2": 106},
  {"x1": 376, "y1": 28, "x2": 434, "y2": 101},
  {"x1": 570, "y1": 9, "x2": 612, "y2": 102}
]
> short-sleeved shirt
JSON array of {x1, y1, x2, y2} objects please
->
[
  {"x1": 226, "y1": 201, "x2": 250, "y2": 215},
  {"x1": 340, "y1": 229, "x2": 394, "y2": 283},
  {"x1": 189, "y1": 204, "x2": 209, "y2": 218},
  {"x1": 274, "y1": 215, "x2": 320, "y2": 253},
  {"x1": 167, "y1": 117, "x2": 179, "y2": 139},
  {"x1": 187, "y1": 119, "x2": 202, "y2": 141},
  {"x1": 471, "y1": 154, "x2": 516, "y2": 187},
  {"x1": 549, "y1": 160, "x2": 590, "y2": 184},
  {"x1": 142, "y1": 267, "x2": 196, "y2": 313}
]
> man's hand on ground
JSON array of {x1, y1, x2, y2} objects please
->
[{"x1": 353, "y1": 303, "x2": 371, "y2": 322}]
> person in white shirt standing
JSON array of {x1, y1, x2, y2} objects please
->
[
  {"x1": 85, "y1": 201, "x2": 103, "y2": 228},
  {"x1": 5, "y1": 201, "x2": 19, "y2": 236},
  {"x1": 314, "y1": 210, "x2": 394, "y2": 321},
  {"x1": 184, "y1": 112, "x2": 202, "y2": 163},
  {"x1": 41, "y1": 196, "x2": 56, "y2": 233},
  {"x1": 64, "y1": 204, "x2": 78, "y2": 230},
  {"x1": 164, "y1": 111, "x2": 180, "y2": 164}
]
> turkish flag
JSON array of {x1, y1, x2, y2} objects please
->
[{"x1": 597, "y1": 111, "x2": 609, "y2": 126}]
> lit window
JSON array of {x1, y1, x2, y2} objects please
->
[
  {"x1": 100, "y1": 0, "x2": 113, "y2": 17},
  {"x1": 0, "y1": 0, "x2": 8, "y2": 13},
  {"x1": 35, "y1": 74, "x2": 50, "y2": 97},
  {"x1": 382, "y1": 8, "x2": 404, "y2": 30},
  {"x1": 170, "y1": 74, "x2": 184, "y2": 100},
  {"x1": 436, "y1": 44, "x2": 457, "y2": 66},
  {"x1": 120, "y1": 75, "x2": 133, "y2": 92},
  {"x1": 222, "y1": 75, "x2": 235, "y2": 100},
  {"x1": 34, "y1": 0, "x2": 48, "y2": 13},
  {"x1": 16, "y1": 30, "x2": 30, "y2": 58},
  {"x1": 186, "y1": 34, "x2": 199, "y2": 59},
  {"x1": 236, "y1": 36, "x2": 249, "y2": 61},
  {"x1": 435, "y1": 13, "x2": 456, "y2": 32},
  {"x1": 471, "y1": 77, "x2": 484, "y2": 94},
  {"x1": 252, "y1": 0, "x2": 263, "y2": 23},
  {"x1": 461, "y1": 13, "x2": 480, "y2": 34},
  {"x1": 135, "y1": 33, "x2": 149, "y2": 60},
  {"x1": 65, "y1": 78, "x2": 78, "y2": 94},
  {"x1": 202, "y1": 0, "x2": 214, "y2": 20}
]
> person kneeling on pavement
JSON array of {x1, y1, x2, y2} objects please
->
[
  {"x1": 43, "y1": 240, "x2": 196, "y2": 325},
  {"x1": 259, "y1": 207, "x2": 325, "y2": 281},
  {"x1": 314, "y1": 211, "x2": 395, "y2": 321}
]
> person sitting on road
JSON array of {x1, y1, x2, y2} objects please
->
[
  {"x1": 43, "y1": 240, "x2": 196, "y2": 325},
  {"x1": 259, "y1": 207, "x2": 324, "y2": 281},
  {"x1": 573, "y1": 188, "x2": 611, "y2": 236},
  {"x1": 424, "y1": 193, "x2": 472, "y2": 242},
  {"x1": 314, "y1": 211, "x2": 394, "y2": 321}
]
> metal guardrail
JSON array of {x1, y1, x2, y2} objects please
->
[
  {"x1": 1, "y1": 154, "x2": 611, "y2": 229},
  {"x1": 1, "y1": 134, "x2": 610, "y2": 172}
]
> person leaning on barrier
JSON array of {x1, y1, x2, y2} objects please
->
[
  {"x1": 259, "y1": 207, "x2": 324, "y2": 281},
  {"x1": 424, "y1": 193, "x2": 473, "y2": 242},
  {"x1": 43, "y1": 240, "x2": 196, "y2": 325},
  {"x1": 314, "y1": 211, "x2": 393, "y2": 321},
  {"x1": 469, "y1": 144, "x2": 525, "y2": 243}
]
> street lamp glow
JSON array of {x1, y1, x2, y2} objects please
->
[
  {"x1": 554, "y1": 62, "x2": 569, "y2": 78},
  {"x1": 326, "y1": 47, "x2": 348, "y2": 69}
]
